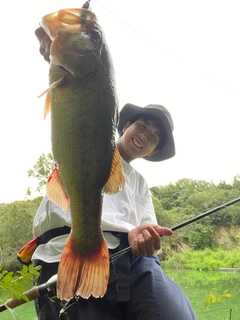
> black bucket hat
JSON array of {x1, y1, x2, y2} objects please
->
[{"x1": 118, "y1": 103, "x2": 175, "y2": 162}]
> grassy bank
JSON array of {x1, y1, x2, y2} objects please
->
[
  {"x1": 164, "y1": 268, "x2": 240, "y2": 320},
  {"x1": 0, "y1": 301, "x2": 36, "y2": 320},
  {"x1": 161, "y1": 248, "x2": 240, "y2": 271}
]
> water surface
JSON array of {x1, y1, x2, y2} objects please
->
[{"x1": 164, "y1": 268, "x2": 240, "y2": 320}]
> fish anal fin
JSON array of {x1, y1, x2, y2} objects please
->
[
  {"x1": 103, "y1": 145, "x2": 125, "y2": 194},
  {"x1": 46, "y1": 165, "x2": 69, "y2": 213},
  {"x1": 57, "y1": 234, "x2": 109, "y2": 300}
]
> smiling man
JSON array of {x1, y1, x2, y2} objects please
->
[
  {"x1": 32, "y1": 99, "x2": 198, "y2": 319},
  {"x1": 116, "y1": 104, "x2": 173, "y2": 163}
]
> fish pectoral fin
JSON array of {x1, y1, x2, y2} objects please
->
[
  {"x1": 103, "y1": 145, "x2": 125, "y2": 194},
  {"x1": 57, "y1": 234, "x2": 109, "y2": 300},
  {"x1": 37, "y1": 77, "x2": 65, "y2": 119},
  {"x1": 43, "y1": 92, "x2": 51, "y2": 119},
  {"x1": 38, "y1": 77, "x2": 65, "y2": 98},
  {"x1": 46, "y1": 165, "x2": 69, "y2": 213}
]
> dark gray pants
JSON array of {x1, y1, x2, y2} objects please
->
[{"x1": 34, "y1": 254, "x2": 198, "y2": 320}]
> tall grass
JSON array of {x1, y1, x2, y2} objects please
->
[{"x1": 161, "y1": 248, "x2": 240, "y2": 271}]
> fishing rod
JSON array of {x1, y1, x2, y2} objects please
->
[
  {"x1": 170, "y1": 196, "x2": 240, "y2": 231},
  {"x1": 1, "y1": 196, "x2": 240, "y2": 314},
  {"x1": 115, "y1": 196, "x2": 240, "y2": 254}
]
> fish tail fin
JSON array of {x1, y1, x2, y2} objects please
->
[
  {"x1": 103, "y1": 144, "x2": 125, "y2": 194},
  {"x1": 46, "y1": 165, "x2": 69, "y2": 213},
  {"x1": 57, "y1": 233, "x2": 109, "y2": 301}
]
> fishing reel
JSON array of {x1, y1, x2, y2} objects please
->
[
  {"x1": 40, "y1": 274, "x2": 81, "y2": 320},
  {"x1": 58, "y1": 294, "x2": 81, "y2": 320}
]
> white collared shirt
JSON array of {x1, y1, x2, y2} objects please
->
[{"x1": 32, "y1": 158, "x2": 157, "y2": 263}]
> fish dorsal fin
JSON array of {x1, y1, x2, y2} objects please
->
[
  {"x1": 37, "y1": 77, "x2": 65, "y2": 119},
  {"x1": 103, "y1": 145, "x2": 125, "y2": 194},
  {"x1": 46, "y1": 165, "x2": 69, "y2": 213}
]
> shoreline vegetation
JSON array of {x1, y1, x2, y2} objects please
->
[
  {"x1": 1, "y1": 174, "x2": 240, "y2": 273},
  {"x1": 1, "y1": 157, "x2": 240, "y2": 319},
  {"x1": 160, "y1": 248, "x2": 240, "y2": 271}
]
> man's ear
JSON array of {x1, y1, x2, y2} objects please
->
[{"x1": 122, "y1": 121, "x2": 131, "y2": 133}]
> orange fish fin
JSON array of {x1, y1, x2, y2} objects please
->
[
  {"x1": 38, "y1": 77, "x2": 65, "y2": 98},
  {"x1": 103, "y1": 144, "x2": 125, "y2": 194},
  {"x1": 57, "y1": 234, "x2": 109, "y2": 301},
  {"x1": 46, "y1": 165, "x2": 69, "y2": 213},
  {"x1": 17, "y1": 238, "x2": 38, "y2": 265},
  {"x1": 37, "y1": 77, "x2": 65, "y2": 119},
  {"x1": 43, "y1": 91, "x2": 51, "y2": 119}
]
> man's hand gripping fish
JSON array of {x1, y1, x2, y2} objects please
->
[{"x1": 38, "y1": 8, "x2": 125, "y2": 301}]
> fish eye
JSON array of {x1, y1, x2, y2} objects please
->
[{"x1": 90, "y1": 29, "x2": 101, "y2": 41}]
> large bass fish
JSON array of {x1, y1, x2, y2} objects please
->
[{"x1": 39, "y1": 8, "x2": 125, "y2": 301}]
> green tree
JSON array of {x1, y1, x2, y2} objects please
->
[
  {"x1": 0, "y1": 264, "x2": 41, "y2": 319},
  {"x1": 187, "y1": 223, "x2": 217, "y2": 249},
  {"x1": 27, "y1": 152, "x2": 54, "y2": 196},
  {"x1": 0, "y1": 198, "x2": 42, "y2": 271},
  {"x1": 233, "y1": 174, "x2": 240, "y2": 190},
  {"x1": 151, "y1": 176, "x2": 240, "y2": 253}
]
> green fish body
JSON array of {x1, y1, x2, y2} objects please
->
[{"x1": 40, "y1": 8, "x2": 124, "y2": 301}]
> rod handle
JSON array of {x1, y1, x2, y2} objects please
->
[{"x1": 5, "y1": 286, "x2": 40, "y2": 309}]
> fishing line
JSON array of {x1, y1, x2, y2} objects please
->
[
  {"x1": 93, "y1": 0, "x2": 155, "y2": 45},
  {"x1": 92, "y1": 0, "x2": 237, "y2": 94}
]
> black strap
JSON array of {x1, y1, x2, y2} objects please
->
[
  {"x1": 37, "y1": 226, "x2": 71, "y2": 245},
  {"x1": 115, "y1": 233, "x2": 131, "y2": 302},
  {"x1": 38, "y1": 229, "x2": 130, "y2": 302}
]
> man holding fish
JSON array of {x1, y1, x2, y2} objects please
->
[{"x1": 32, "y1": 7, "x2": 198, "y2": 320}]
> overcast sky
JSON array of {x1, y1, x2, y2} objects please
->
[{"x1": 1, "y1": 0, "x2": 240, "y2": 203}]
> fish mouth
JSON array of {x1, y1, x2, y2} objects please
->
[{"x1": 132, "y1": 138, "x2": 143, "y2": 149}]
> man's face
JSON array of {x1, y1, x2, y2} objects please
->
[{"x1": 120, "y1": 118, "x2": 161, "y2": 161}]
